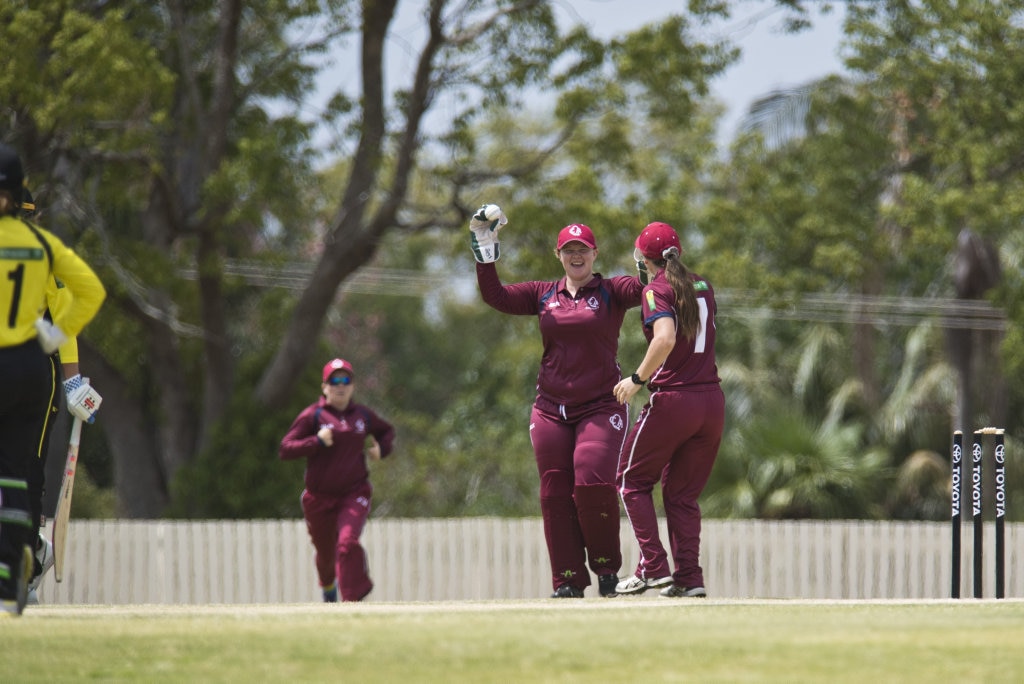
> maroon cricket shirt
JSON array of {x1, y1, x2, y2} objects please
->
[
  {"x1": 639, "y1": 269, "x2": 720, "y2": 389},
  {"x1": 279, "y1": 398, "x2": 395, "y2": 497},
  {"x1": 477, "y1": 262, "x2": 642, "y2": 407}
]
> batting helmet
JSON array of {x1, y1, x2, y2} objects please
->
[{"x1": 635, "y1": 222, "x2": 681, "y2": 260}]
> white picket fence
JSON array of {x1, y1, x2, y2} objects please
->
[{"x1": 34, "y1": 518, "x2": 1021, "y2": 604}]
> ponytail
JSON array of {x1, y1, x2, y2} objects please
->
[{"x1": 651, "y1": 250, "x2": 699, "y2": 340}]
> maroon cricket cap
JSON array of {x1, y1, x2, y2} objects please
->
[
  {"x1": 556, "y1": 224, "x2": 597, "y2": 250},
  {"x1": 635, "y1": 222, "x2": 681, "y2": 259},
  {"x1": 322, "y1": 358, "x2": 355, "y2": 382}
]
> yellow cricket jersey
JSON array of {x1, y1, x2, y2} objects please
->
[
  {"x1": 46, "y1": 276, "x2": 81, "y2": 363},
  {"x1": 0, "y1": 215, "x2": 106, "y2": 348}
]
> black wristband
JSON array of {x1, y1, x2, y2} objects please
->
[{"x1": 631, "y1": 372, "x2": 646, "y2": 387}]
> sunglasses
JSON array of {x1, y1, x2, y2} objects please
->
[{"x1": 327, "y1": 375, "x2": 353, "y2": 386}]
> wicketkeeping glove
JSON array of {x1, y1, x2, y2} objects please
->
[
  {"x1": 64, "y1": 374, "x2": 102, "y2": 424},
  {"x1": 35, "y1": 318, "x2": 68, "y2": 354},
  {"x1": 469, "y1": 203, "x2": 508, "y2": 263}
]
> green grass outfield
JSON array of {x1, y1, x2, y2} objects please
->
[{"x1": 4, "y1": 598, "x2": 1023, "y2": 682}]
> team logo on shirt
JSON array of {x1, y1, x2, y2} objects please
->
[
  {"x1": 355, "y1": 418, "x2": 366, "y2": 433},
  {"x1": 694, "y1": 280, "x2": 709, "y2": 291},
  {"x1": 609, "y1": 414, "x2": 624, "y2": 431},
  {"x1": 586, "y1": 296, "x2": 600, "y2": 310},
  {"x1": 645, "y1": 290, "x2": 656, "y2": 309}
]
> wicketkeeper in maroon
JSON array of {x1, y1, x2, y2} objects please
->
[
  {"x1": 279, "y1": 358, "x2": 395, "y2": 602},
  {"x1": 613, "y1": 222, "x2": 724, "y2": 599},
  {"x1": 470, "y1": 204, "x2": 642, "y2": 598}
]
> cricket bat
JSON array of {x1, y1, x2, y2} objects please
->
[{"x1": 52, "y1": 415, "x2": 84, "y2": 583}]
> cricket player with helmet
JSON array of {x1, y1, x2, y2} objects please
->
[
  {"x1": 472, "y1": 204, "x2": 643, "y2": 598},
  {"x1": 19, "y1": 188, "x2": 103, "y2": 603},
  {"x1": 613, "y1": 221, "x2": 724, "y2": 598},
  {"x1": 0, "y1": 144, "x2": 106, "y2": 617}
]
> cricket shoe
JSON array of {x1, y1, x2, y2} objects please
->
[
  {"x1": 27, "y1": 533, "x2": 54, "y2": 597},
  {"x1": 598, "y1": 573, "x2": 619, "y2": 597},
  {"x1": 550, "y1": 584, "x2": 584, "y2": 598},
  {"x1": 660, "y1": 584, "x2": 707, "y2": 598},
  {"x1": 322, "y1": 582, "x2": 338, "y2": 603},
  {"x1": 615, "y1": 574, "x2": 673, "y2": 595}
]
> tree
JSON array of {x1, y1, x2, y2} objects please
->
[
  {"x1": 694, "y1": 0, "x2": 1024, "y2": 519},
  {"x1": 843, "y1": 0, "x2": 1024, "y2": 430},
  {"x1": 2, "y1": 1, "x2": 736, "y2": 515}
]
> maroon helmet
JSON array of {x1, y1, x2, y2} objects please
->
[{"x1": 635, "y1": 222, "x2": 681, "y2": 260}]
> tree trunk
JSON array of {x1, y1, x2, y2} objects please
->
[
  {"x1": 79, "y1": 343, "x2": 169, "y2": 517},
  {"x1": 950, "y1": 228, "x2": 1002, "y2": 430}
]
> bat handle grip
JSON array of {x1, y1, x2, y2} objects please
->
[{"x1": 69, "y1": 415, "x2": 84, "y2": 445}]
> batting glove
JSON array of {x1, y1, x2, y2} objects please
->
[
  {"x1": 64, "y1": 374, "x2": 102, "y2": 424},
  {"x1": 469, "y1": 204, "x2": 507, "y2": 263},
  {"x1": 35, "y1": 318, "x2": 68, "y2": 355}
]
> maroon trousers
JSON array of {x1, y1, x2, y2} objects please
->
[
  {"x1": 301, "y1": 481, "x2": 373, "y2": 601},
  {"x1": 617, "y1": 386, "x2": 724, "y2": 588},
  {"x1": 530, "y1": 397, "x2": 628, "y2": 592}
]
